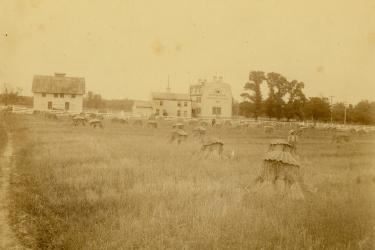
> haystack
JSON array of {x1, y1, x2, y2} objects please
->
[
  {"x1": 254, "y1": 139, "x2": 305, "y2": 200},
  {"x1": 147, "y1": 120, "x2": 158, "y2": 128},
  {"x1": 264, "y1": 126, "x2": 274, "y2": 134},
  {"x1": 193, "y1": 126, "x2": 206, "y2": 139},
  {"x1": 72, "y1": 116, "x2": 87, "y2": 126},
  {"x1": 169, "y1": 129, "x2": 188, "y2": 144},
  {"x1": 172, "y1": 123, "x2": 184, "y2": 129},
  {"x1": 89, "y1": 119, "x2": 103, "y2": 129},
  {"x1": 201, "y1": 137, "x2": 224, "y2": 157}
]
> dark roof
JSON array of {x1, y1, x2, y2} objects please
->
[
  {"x1": 32, "y1": 74, "x2": 85, "y2": 94},
  {"x1": 152, "y1": 92, "x2": 191, "y2": 101}
]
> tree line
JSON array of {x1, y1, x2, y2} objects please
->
[{"x1": 239, "y1": 71, "x2": 375, "y2": 125}]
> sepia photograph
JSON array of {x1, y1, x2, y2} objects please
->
[{"x1": 1, "y1": 0, "x2": 375, "y2": 249}]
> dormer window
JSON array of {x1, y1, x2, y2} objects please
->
[
  {"x1": 60, "y1": 93, "x2": 64, "y2": 98},
  {"x1": 71, "y1": 94, "x2": 76, "y2": 98},
  {"x1": 54, "y1": 93, "x2": 58, "y2": 98},
  {"x1": 42, "y1": 93, "x2": 46, "y2": 97}
]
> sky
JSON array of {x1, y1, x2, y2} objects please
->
[{"x1": 0, "y1": 0, "x2": 374, "y2": 104}]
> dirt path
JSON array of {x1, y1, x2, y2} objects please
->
[{"x1": 0, "y1": 134, "x2": 24, "y2": 249}]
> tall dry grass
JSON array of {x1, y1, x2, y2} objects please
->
[{"x1": 8, "y1": 115, "x2": 375, "y2": 249}]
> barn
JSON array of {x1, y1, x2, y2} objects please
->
[{"x1": 32, "y1": 73, "x2": 85, "y2": 113}]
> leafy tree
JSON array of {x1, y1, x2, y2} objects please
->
[
  {"x1": 0, "y1": 83, "x2": 22, "y2": 105},
  {"x1": 303, "y1": 97, "x2": 330, "y2": 122},
  {"x1": 265, "y1": 72, "x2": 288, "y2": 120},
  {"x1": 240, "y1": 71, "x2": 266, "y2": 119},
  {"x1": 284, "y1": 80, "x2": 307, "y2": 120},
  {"x1": 239, "y1": 101, "x2": 254, "y2": 118},
  {"x1": 352, "y1": 100, "x2": 375, "y2": 125}
]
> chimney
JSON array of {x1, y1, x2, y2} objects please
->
[{"x1": 55, "y1": 73, "x2": 66, "y2": 77}]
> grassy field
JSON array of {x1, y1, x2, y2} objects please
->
[{"x1": 5, "y1": 115, "x2": 375, "y2": 249}]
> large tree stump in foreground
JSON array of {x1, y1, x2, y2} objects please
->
[{"x1": 254, "y1": 139, "x2": 305, "y2": 200}]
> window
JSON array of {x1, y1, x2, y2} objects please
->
[
  {"x1": 183, "y1": 111, "x2": 187, "y2": 117},
  {"x1": 163, "y1": 110, "x2": 168, "y2": 116},
  {"x1": 212, "y1": 107, "x2": 221, "y2": 115},
  {"x1": 65, "y1": 102, "x2": 70, "y2": 110},
  {"x1": 196, "y1": 108, "x2": 201, "y2": 114},
  {"x1": 48, "y1": 101, "x2": 52, "y2": 110},
  {"x1": 196, "y1": 97, "x2": 201, "y2": 103},
  {"x1": 60, "y1": 93, "x2": 64, "y2": 98},
  {"x1": 155, "y1": 109, "x2": 160, "y2": 115},
  {"x1": 71, "y1": 94, "x2": 76, "y2": 98},
  {"x1": 177, "y1": 110, "x2": 181, "y2": 116},
  {"x1": 160, "y1": 101, "x2": 163, "y2": 106},
  {"x1": 177, "y1": 102, "x2": 181, "y2": 107},
  {"x1": 42, "y1": 93, "x2": 46, "y2": 97},
  {"x1": 54, "y1": 93, "x2": 58, "y2": 98},
  {"x1": 184, "y1": 102, "x2": 187, "y2": 107}
]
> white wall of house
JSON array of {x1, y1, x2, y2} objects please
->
[
  {"x1": 191, "y1": 81, "x2": 232, "y2": 118},
  {"x1": 33, "y1": 93, "x2": 83, "y2": 113},
  {"x1": 132, "y1": 105, "x2": 153, "y2": 118},
  {"x1": 152, "y1": 99, "x2": 192, "y2": 118}
]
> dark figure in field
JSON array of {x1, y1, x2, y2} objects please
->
[
  {"x1": 169, "y1": 129, "x2": 188, "y2": 144},
  {"x1": 211, "y1": 118, "x2": 216, "y2": 127},
  {"x1": 89, "y1": 119, "x2": 104, "y2": 129},
  {"x1": 287, "y1": 130, "x2": 299, "y2": 154}
]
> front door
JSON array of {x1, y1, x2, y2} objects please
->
[
  {"x1": 65, "y1": 102, "x2": 70, "y2": 111},
  {"x1": 48, "y1": 101, "x2": 52, "y2": 110}
]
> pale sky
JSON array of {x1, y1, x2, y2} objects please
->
[{"x1": 1, "y1": 0, "x2": 374, "y2": 104}]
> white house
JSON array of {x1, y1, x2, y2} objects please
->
[
  {"x1": 151, "y1": 92, "x2": 192, "y2": 118},
  {"x1": 32, "y1": 73, "x2": 85, "y2": 113},
  {"x1": 190, "y1": 76, "x2": 232, "y2": 118},
  {"x1": 132, "y1": 100, "x2": 153, "y2": 118}
]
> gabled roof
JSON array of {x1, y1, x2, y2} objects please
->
[
  {"x1": 151, "y1": 92, "x2": 191, "y2": 101},
  {"x1": 32, "y1": 74, "x2": 85, "y2": 94},
  {"x1": 133, "y1": 100, "x2": 152, "y2": 108}
]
